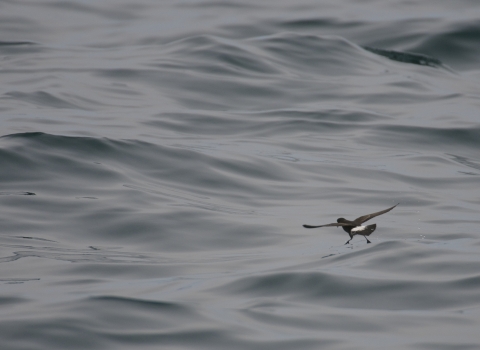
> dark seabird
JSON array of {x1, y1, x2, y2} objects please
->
[{"x1": 302, "y1": 204, "x2": 398, "y2": 244}]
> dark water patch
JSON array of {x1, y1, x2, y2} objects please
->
[
  {"x1": 365, "y1": 125, "x2": 480, "y2": 153},
  {"x1": 289, "y1": 15, "x2": 480, "y2": 70},
  {"x1": 279, "y1": 17, "x2": 363, "y2": 30},
  {"x1": 0, "y1": 296, "x2": 29, "y2": 305},
  {"x1": 412, "y1": 20, "x2": 480, "y2": 71},
  {"x1": 453, "y1": 275, "x2": 480, "y2": 290},
  {"x1": 364, "y1": 46, "x2": 444, "y2": 68},
  {"x1": 0, "y1": 191, "x2": 35, "y2": 196},
  {"x1": 0, "y1": 41, "x2": 43, "y2": 55},
  {"x1": 13, "y1": 236, "x2": 57, "y2": 242},
  {"x1": 88, "y1": 295, "x2": 192, "y2": 315},
  {"x1": 0, "y1": 278, "x2": 40, "y2": 284},
  {"x1": 459, "y1": 171, "x2": 479, "y2": 176},
  {"x1": 0, "y1": 41, "x2": 36, "y2": 46}
]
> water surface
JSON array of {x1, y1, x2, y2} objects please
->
[{"x1": 1, "y1": 1, "x2": 480, "y2": 349}]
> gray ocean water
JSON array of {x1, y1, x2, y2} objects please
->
[{"x1": 1, "y1": 1, "x2": 480, "y2": 349}]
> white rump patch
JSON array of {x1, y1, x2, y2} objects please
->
[{"x1": 351, "y1": 226, "x2": 366, "y2": 233}]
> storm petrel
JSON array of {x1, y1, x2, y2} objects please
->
[{"x1": 302, "y1": 204, "x2": 398, "y2": 244}]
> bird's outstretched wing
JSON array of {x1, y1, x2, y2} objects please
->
[
  {"x1": 303, "y1": 223, "x2": 354, "y2": 229},
  {"x1": 353, "y1": 203, "x2": 398, "y2": 225}
]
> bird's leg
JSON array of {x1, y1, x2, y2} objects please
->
[
  {"x1": 345, "y1": 237, "x2": 352, "y2": 245},
  {"x1": 364, "y1": 236, "x2": 371, "y2": 244}
]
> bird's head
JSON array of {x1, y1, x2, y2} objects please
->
[{"x1": 337, "y1": 218, "x2": 347, "y2": 223}]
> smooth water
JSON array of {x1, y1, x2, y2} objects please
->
[{"x1": 1, "y1": 1, "x2": 480, "y2": 349}]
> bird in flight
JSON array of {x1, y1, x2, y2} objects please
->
[{"x1": 302, "y1": 204, "x2": 398, "y2": 244}]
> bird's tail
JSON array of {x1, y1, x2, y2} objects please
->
[{"x1": 363, "y1": 224, "x2": 377, "y2": 236}]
